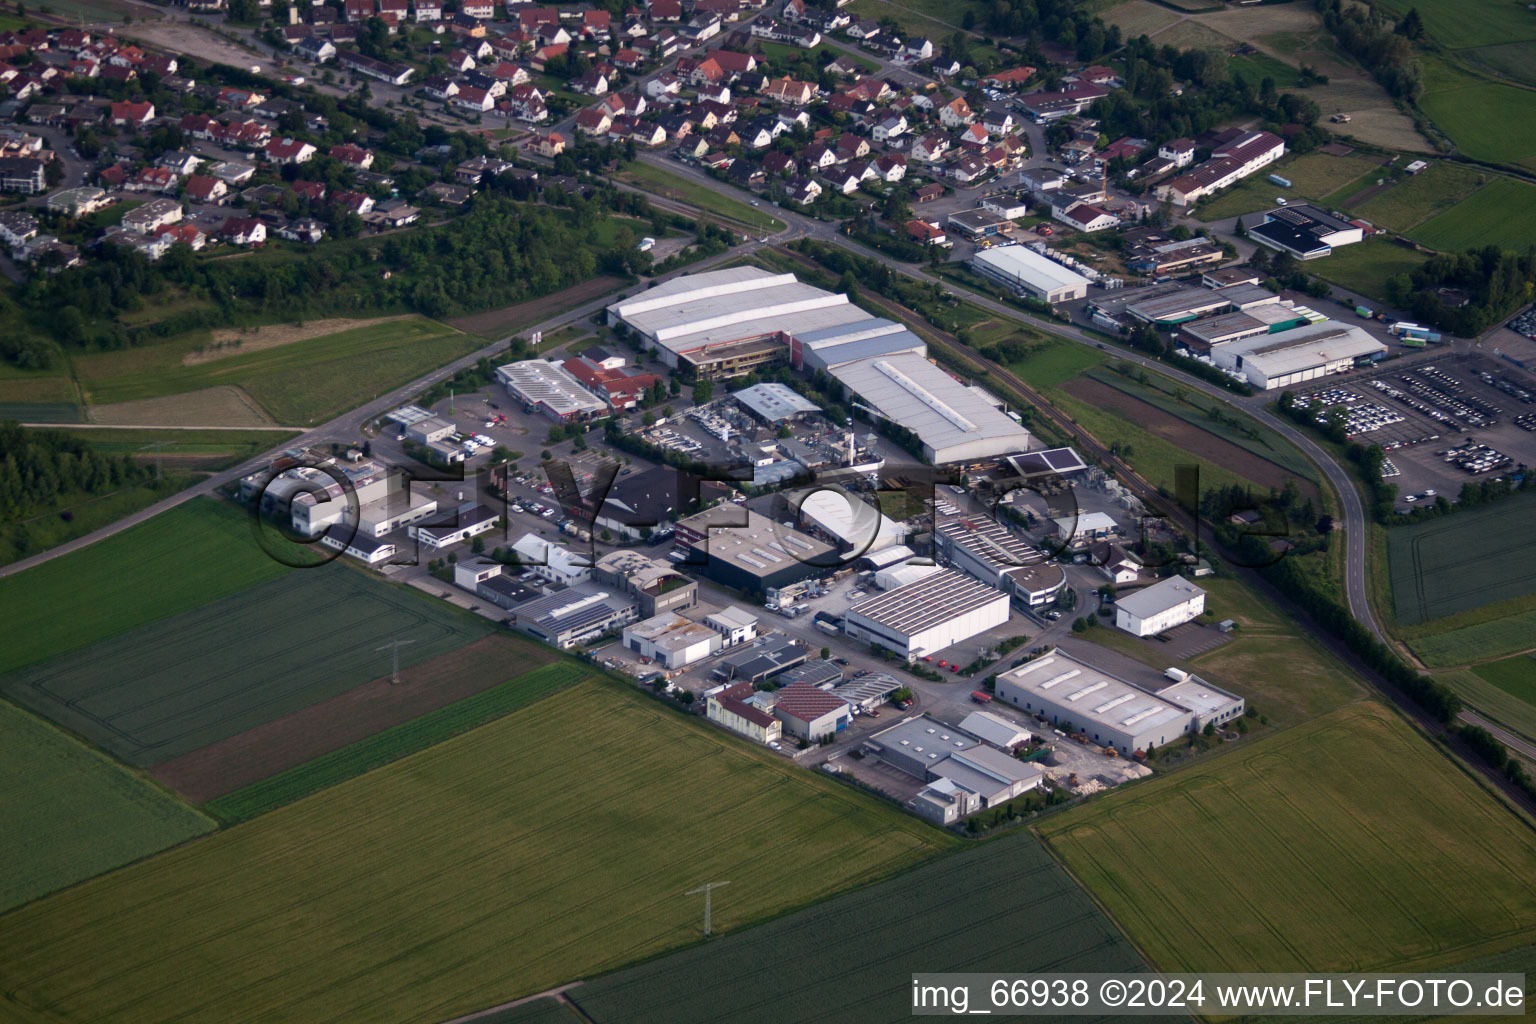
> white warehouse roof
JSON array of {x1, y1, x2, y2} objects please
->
[
  {"x1": 973, "y1": 244, "x2": 1093, "y2": 295},
  {"x1": 1115, "y1": 576, "x2": 1206, "y2": 620},
  {"x1": 733, "y1": 382, "x2": 821, "y2": 422},
  {"x1": 847, "y1": 568, "x2": 1007, "y2": 639},
  {"x1": 796, "y1": 486, "x2": 908, "y2": 552},
  {"x1": 496, "y1": 359, "x2": 608, "y2": 417},
  {"x1": 829, "y1": 354, "x2": 1031, "y2": 464},
  {"x1": 999, "y1": 651, "x2": 1189, "y2": 737},
  {"x1": 1213, "y1": 321, "x2": 1384, "y2": 382}
]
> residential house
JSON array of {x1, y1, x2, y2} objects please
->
[
  {"x1": 184, "y1": 174, "x2": 227, "y2": 204},
  {"x1": 109, "y1": 99, "x2": 153, "y2": 125},
  {"x1": 265, "y1": 137, "x2": 316, "y2": 165},
  {"x1": 872, "y1": 113, "x2": 907, "y2": 142}
]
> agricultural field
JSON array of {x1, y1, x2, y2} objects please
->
[
  {"x1": 1097, "y1": 0, "x2": 1180, "y2": 38},
  {"x1": 1194, "y1": 152, "x2": 1385, "y2": 221},
  {"x1": 0, "y1": 364, "x2": 79, "y2": 423},
  {"x1": 0, "y1": 472, "x2": 203, "y2": 569},
  {"x1": 47, "y1": 427, "x2": 300, "y2": 472},
  {"x1": 72, "y1": 316, "x2": 484, "y2": 427},
  {"x1": 1041, "y1": 702, "x2": 1536, "y2": 972},
  {"x1": 1406, "y1": 601, "x2": 1536, "y2": 669},
  {"x1": 1438, "y1": 657, "x2": 1536, "y2": 743},
  {"x1": 198, "y1": 657, "x2": 583, "y2": 821},
  {"x1": 0, "y1": 565, "x2": 492, "y2": 766},
  {"x1": 0, "y1": 682, "x2": 952, "y2": 1024},
  {"x1": 1369, "y1": 0, "x2": 1536, "y2": 53},
  {"x1": 1313, "y1": 238, "x2": 1431, "y2": 302},
  {"x1": 0, "y1": 701, "x2": 213, "y2": 915},
  {"x1": 569, "y1": 831, "x2": 1148, "y2": 1024},
  {"x1": 1417, "y1": 59, "x2": 1536, "y2": 171},
  {"x1": 1388, "y1": 492, "x2": 1536, "y2": 626},
  {"x1": 0, "y1": 498, "x2": 286, "y2": 676},
  {"x1": 1463, "y1": 41, "x2": 1536, "y2": 88},
  {"x1": 1349, "y1": 161, "x2": 1493, "y2": 234},
  {"x1": 1229, "y1": 51, "x2": 1308, "y2": 89},
  {"x1": 1412, "y1": 178, "x2": 1536, "y2": 251}
]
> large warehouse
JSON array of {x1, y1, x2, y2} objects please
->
[
  {"x1": 1211, "y1": 321, "x2": 1385, "y2": 390},
  {"x1": 496, "y1": 360, "x2": 608, "y2": 421},
  {"x1": 829, "y1": 354, "x2": 1032, "y2": 464},
  {"x1": 844, "y1": 568, "x2": 1011, "y2": 660},
  {"x1": 863, "y1": 715, "x2": 1044, "y2": 825},
  {"x1": 789, "y1": 317, "x2": 927, "y2": 373},
  {"x1": 971, "y1": 244, "x2": 1093, "y2": 304},
  {"x1": 1246, "y1": 204, "x2": 1363, "y2": 260},
  {"x1": 994, "y1": 650, "x2": 1244, "y2": 755},
  {"x1": 793, "y1": 485, "x2": 909, "y2": 556},
  {"x1": 605, "y1": 266, "x2": 870, "y2": 379},
  {"x1": 934, "y1": 513, "x2": 1066, "y2": 608},
  {"x1": 672, "y1": 504, "x2": 836, "y2": 594}
]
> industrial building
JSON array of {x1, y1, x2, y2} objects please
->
[
  {"x1": 1177, "y1": 304, "x2": 1312, "y2": 351},
  {"x1": 1114, "y1": 575, "x2": 1206, "y2": 636},
  {"x1": 1127, "y1": 286, "x2": 1232, "y2": 327},
  {"x1": 511, "y1": 586, "x2": 638, "y2": 648},
  {"x1": 386, "y1": 404, "x2": 456, "y2": 443},
  {"x1": 844, "y1": 568, "x2": 1012, "y2": 661},
  {"x1": 453, "y1": 562, "x2": 542, "y2": 610},
  {"x1": 622, "y1": 611, "x2": 723, "y2": 669},
  {"x1": 1120, "y1": 228, "x2": 1225, "y2": 276},
  {"x1": 934, "y1": 514, "x2": 1066, "y2": 607},
  {"x1": 1245, "y1": 204, "x2": 1363, "y2": 260},
  {"x1": 706, "y1": 681, "x2": 782, "y2": 744},
  {"x1": 776, "y1": 659, "x2": 845, "y2": 689},
  {"x1": 712, "y1": 636, "x2": 809, "y2": 683},
  {"x1": 512, "y1": 533, "x2": 593, "y2": 586},
  {"x1": 829, "y1": 672, "x2": 903, "y2": 711},
  {"x1": 605, "y1": 266, "x2": 869, "y2": 379},
  {"x1": 863, "y1": 715, "x2": 1043, "y2": 825},
  {"x1": 971, "y1": 244, "x2": 1093, "y2": 304},
  {"x1": 771, "y1": 679, "x2": 853, "y2": 740},
  {"x1": 496, "y1": 359, "x2": 609, "y2": 421},
  {"x1": 958, "y1": 710, "x2": 1031, "y2": 750},
  {"x1": 593, "y1": 549, "x2": 698, "y2": 617},
  {"x1": 1001, "y1": 446, "x2": 1089, "y2": 484},
  {"x1": 994, "y1": 650, "x2": 1243, "y2": 755},
  {"x1": 1051, "y1": 511, "x2": 1120, "y2": 550},
  {"x1": 789, "y1": 317, "x2": 927, "y2": 373},
  {"x1": 1155, "y1": 130, "x2": 1285, "y2": 206},
  {"x1": 946, "y1": 207, "x2": 1013, "y2": 240},
  {"x1": 829, "y1": 354, "x2": 1032, "y2": 464},
  {"x1": 705, "y1": 606, "x2": 759, "y2": 647},
  {"x1": 581, "y1": 465, "x2": 693, "y2": 540},
  {"x1": 410, "y1": 503, "x2": 500, "y2": 551},
  {"x1": 793, "y1": 485, "x2": 908, "y2": 556},
  {"x1": 673, "y1": 505, "x2": 836, "y2": 594},
  {"x1": 732, "y1": 382, "x2": 822, "y2": 424},
  {"x1": 1211, "y1": 321, "x2": 1386, "y2": 390}
]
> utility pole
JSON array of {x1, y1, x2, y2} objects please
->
[
  {"x1": 376, "y1": 638, "x2": 416, "y2": 685},
  {"x1": 686, "y1": 880, "x2": 729, "y2": 937}
]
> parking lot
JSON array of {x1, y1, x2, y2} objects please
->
[{"x1": 1293, "y1": 352, "x2": 1536, "y2": 505}]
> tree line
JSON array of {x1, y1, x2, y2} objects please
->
[
  {"x1": 0, "y1": 421, "x2": 152, "y2": 522},
  {"x1": 1383, "y1": 245, "x2": 1536, "y2": 337}
]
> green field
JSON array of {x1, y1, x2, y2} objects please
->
[
  {"x1": 1042, "y1": 702, "x2": 1536, "y2": 972},
  {"x1": 619, "y1": 162, "x2": 784, "y2": 233},
  {"x1": 0, "y1": 402, "x2": 80, "y2": 423},
  {"x1": 1475, "y1": 654, "x2": 1536, "y2": 705},
  {"x1": 1194, "y1": 152, "x2": 1385, "y2": 221},
  {"x1": 46, "y1": 427, "x2": 299, "y2": 469},
  {"x1": 1463, "y1": 41, "x2": 1536, "y2": 88},
  {"x1": 570, "y1": 831, "x2": 1147, "y2": 1023},
  {"x1": 1006, "y1": 337, "x2": 1108, "y2": 390},
  {"x1": 0, "y1": 498, "x2": 287, "y2": 676},
  {"x1": 1229, "y1": 51, "x2": 1307, "y2": 89},
  {"x1": 1350, "y1": 162, "x2": 1492, "y2": 234},
  {"x1": 1417, "y1": 55, "x2": 1536, "y2": 170},
  {"x1": 1412, "y1": 177, "x2": 1536, "y2": 251},
  {"x1": 1369, "y1": 0, "x2": 1536, "y2": 52},
  {"x1": 1407, "y1": 600, "x2": 1536, "y2": 668},
  {"x1": 0, "y1": 682, "x2": 953, "y2": 1024},
  {"x1": 1439, "y1": 667, "x2": 1536, "y2": 743},
  {"x1": 1388, "y1": 492, "x2": 1536, "y2": 626},
  {"x1": 1, "y1": 565, "x2": 492, "y2": 766},
  {"x1": 73, "y1": 317, "x2": 484, "y2": 426},
  {"x1": 1313, "y1": 238, "x2": 1431, "y2": 302},
  {"x1": 0, "y1": 701, "x2": 213, "y2": 914},
  {"x1": 206, "y1": 660, "x2": 590, "y2": 823}
]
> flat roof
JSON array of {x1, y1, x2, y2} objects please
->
[
  {"x1": 958, "y1": 709, "x2": 1030, "y2": 748},
  {"x1": 1217, "y1": 321, "x2": 1385, "y2": 375},
  {"x1": 1215, "y1": 283, "x2": 1280, "y2": 308},
  {"x1": 626, "y1": 611, "x2": 718, "y2": 652},
  {"x1": 1115, "y1": 575, "x2": 1205, "y2": 618},
  {"x1": 513, "y1": 586, "x2": 632, "y2": 632},
  {"x1": 972, "y1": 244, "x2": 1092, "y2": 293},
  {"x1": 794, "y1": 316, "x2": 908, "y2": 349},
  {"x1": 847, "y1": 568, "x2": 1008, "y2": 638},
  {"x1": 733, "y1": 382, "x2": 821, "y2": 422},
  {"x1": 829, "y1": 354, "x2": 1031, "y2": 461},
  {"x1": 496, "y1": 359, "x2": 608, "y2": 416},
  {"x1": 1004, "y1": 446, "x2": 1088, "y2": 477},
  {"x1": 678, "y1": 506, "x2": 836, "y2": 576},
  {"x1": 1052, "y1": 511, "x2": 1119, "y2": 535},
  {"x1": 829, "y1": 671, "x2": 902, "y2": 704},
  {"x1": 937, "y1": 513, "x2": 1046, "y2": 573},
  {"x1": 775, "y1": 659, "x2": 844, "y2": 688},
  {"x1": 1128, "y1": 286, "x2": 1230, "y2": 323},
  {"x1": 1181, "y1": 310, "x2": 1267, "y2": 344},
  {"x1": 385, "y1": 403, "x2": 435, "y2": 426},
  {"x1": 1157, "y1": 675, "x2": 1243, "y2": 718},
  {"x1": 707, "y1": 605, "x2": 759, "y2": 629},
  {"x1": 999, "y1": 651, "x2": 1188, "y2": 736}
]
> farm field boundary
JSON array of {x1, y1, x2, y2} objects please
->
[
  {"x1": 1387, "y1": 491, "x2": 1536, "y2": 626},
  {"x1": 0, "y1": 700, "x2": 213, "y2": 915},
  {"x1": 1040, "y1": 701, "x2": 1536, "y2": 973},
  {"x1": 1411, "y1": 177, "x2": 1536, "y2": 252},
  {"x1": 0, "y1": 565, "x2": 492, "y2": 766},
  {"x1": 0, "y1": 681, "x2": 952, "y2": 1024},
  {"x1": 0, "y1": 497, "x2": 287, "y2": 676},
  {"x1": 1438, "y1": 661, "x2": 1536, "y2": 745},
  {"x1": 569, "y1": 830, "x2": 1150, "y2": 1024},
  {"x1": 200, "y1": 657, "x2": 585, "y2": 822}
]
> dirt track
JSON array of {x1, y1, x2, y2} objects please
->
[
  {"x1": 149, "y1": 634, "x2": 555, "y2": 802},
  {"x1": 1062, "y1": 376, "x2": 1320, "y2": 500}
]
